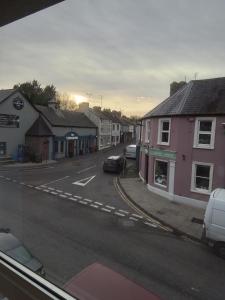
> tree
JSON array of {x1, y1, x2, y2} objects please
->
[
  {"x1": 93, "y1": 106, "x2": 102, "y2": 111},
  {"x1": 13, "y1": 80, "x2": 57, "y2": 106},
  {"x1": 57, "y1": 92, "x2": 77, "y2": 111}
]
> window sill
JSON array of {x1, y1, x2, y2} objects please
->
[
  {"x1": 154, "y1": 182, "x2": 167, "y2": 189},
  {"x1": 191, "y1": 188, "x2": 211, "y2": 195},
  {"x1": 193, "y1": 145, "x2": 214, "y2": 150},
  {"x1": 157, "y1": 143, "x2": 170, "y2": 146}
]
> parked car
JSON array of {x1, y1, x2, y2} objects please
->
[
  {"x1": 202, "y1": 189, "x2": 225, "y2": 258},
  {"x1": 103, "y1": 156, "x2": 126, "y2": 173},
  {"x1": 0, "y1": 231, "x2": 45, "y2": 276},
  {"x1": 125, "y1": 144, "x2": 136, "y2": 159},
  {"x1": 64, "y1": 262, "x2": 161, "y2": 300}
]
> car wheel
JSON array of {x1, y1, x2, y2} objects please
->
[{"x1": 214, "y1": 242, "x2": 225, "y2": 259}]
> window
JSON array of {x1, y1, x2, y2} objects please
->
[
  {"x1": 157, "y1": 119, "x2": 171, "y2": 145},
  {"x1": 113, "y1": 124, "x2": 115, "y2": 131},
  {"x1": 60, "y1": 141, "x2": 64, "y2": 153},
  {"x1": 193, "y1": 117, "x2": 216, "y2": 149},
  {"x1": 154, "y1": 160, "x2": 168, "y2": 187},
  {"x1": 145, "y1": 120, "x2": 151, "y2": 143},
  {"x1": 54, "y1": 140, "x2": 58, "y2": 153},
  {"x1": 117, "y1": 124, "x2": 119, "y2": 130},
  {"x1": 191, "y1": 162, "x2": 214, "y2": 194}
]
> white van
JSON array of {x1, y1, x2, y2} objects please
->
[
  {"x1": 202, "y1": 188, "x2": 225, "y2": 258},
  {"x1": 125, "y1": 144, "x2": 136, "y2": 159}
]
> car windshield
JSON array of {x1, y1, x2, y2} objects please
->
[{"x1": 1, "y1": 1, "x2": 225, "y2": 300}]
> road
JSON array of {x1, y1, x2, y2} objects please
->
[{"x1": 0, "y1": 145, "x2": 225, "y2": 300}]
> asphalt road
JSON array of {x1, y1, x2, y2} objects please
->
[{"x1": 1, "y1": 146, "x2": 225, "y2": 300}]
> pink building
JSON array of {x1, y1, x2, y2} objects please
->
[{"x1": 139, "y1": 77, "x2": 225, "y2": 208}]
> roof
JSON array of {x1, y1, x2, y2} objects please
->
[
  {"x1": 35, "y1": 105, "x2": 97, "y2": 128},
  {"x1": 143, "y1": 77, "x2": 225, "y2": 119},
  {"x1": 0, "y1": 89, "x2": 15, "y2": 104},
  {"x1": 92, "y1": 109, "x2": 110, "y2": 120},
  {"x1": 26, "y1": 116, "x2": 53, "y2": 136}
]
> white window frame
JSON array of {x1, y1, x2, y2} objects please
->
[
  {"x1": 145, "y1": 120, "x2": 151, "y2": 143},
  {"x1": 157, "y1": 118, "x2": 171, "y2": 146},
  {"x1": 154, "y1": 159, "x2": 168, "y2": 188},
  {"x1": 191, "y1": 161, "x2": 214, "y2": 195},
  {"x1": 193, "y1": 117, "x2": 216, "y2": 149}
]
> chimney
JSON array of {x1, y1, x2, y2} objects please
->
[
  {"x1": 170, "y1": 81, "x2": 186, "y2": 96},
  {"x1": 48, "y1": 98, "x2": 59, "y2": 111},
  {"x1": 78, "y1": 102, "x2": 89, "y2": 112}
]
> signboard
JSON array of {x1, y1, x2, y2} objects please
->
[
  {"x1": 66, "y1": 136, "x2": 78, "y2": 140},
  {"x1": 149, "y1": 148, "x2": 176, "y2": 160},
  {"x1": 65, "y1": 131, "x2": 78, "y2": 140},
  {"x1": 0, "y1": 114, "x2": 19, "y2": 128}
]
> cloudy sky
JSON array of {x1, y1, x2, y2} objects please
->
[{"x1": 1, "y1": 0, "x2": 225, "y2": 116}]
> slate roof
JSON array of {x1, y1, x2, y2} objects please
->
[
  {"x1": 102, "y1": 111, "x2": 122, "y2": 123},
  {"x1": 26, "y1": 116, "x2": 53, "y2": 136},
  {"x1": 143, "y1": 77, "x2": 225, "y2": 119},
  {"x1": 35, "y1": 105, "x2": 97, "y2": 128},
  {"x1": 92, "y1": 109, "x2": 110, "y2": 120},
  {"x1": 0, "y1": 89, "x2": 15, "y2": 103}
]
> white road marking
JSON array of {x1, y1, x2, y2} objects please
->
[
  {"x1": 65, "y1": 192, "x2": 72, "y2": 196},
  {"x1": 44, "y1": 189, "x2": 50, "y2": 193},
  {"x1": 56, "y1": 190, "x2": 63, "y2": 193},
  {"x1": 51, "y1": 192, "x2": 58, "y2": 195},
  {"x1": 94, "y1": 201, "x2": 103, "y2": 206},
  {"x1": 77, "y1": 165, "x2": 96, "y2": 174},
  {"x1": 73, "y1": 195, "x2": 82, "y2": 199},
  {"x1": 35, "y1": 187, "x2": 42, "y2": 190},
  {"x1": 90, "y1": 204, "x2": 99, "y2": 209},
  {"x1": 12, "y1": 179, "x2": 17, "y2": 183},
  {"x1": 59, "y1": 194, "x2": 68, "y2": 198},
  {"x1": 20, "y1": 182, "x2": 25, "y2": 185},
  {"x1": 48, "y1": 187, "x2": 55, "y2": 191},
  {"x1": 114, "y1": 212, "x2": 125, "y2": 217},
  {"x1": 72, "y1": 175, "x2": 96, "y2": 187},
  {"x1": 79, "y1": 200, "x2": 88, "y2": 205},
  {"x1": 129, "y1": 217, "x2": 138, "y2": 222},
  {"x1": 40, "y1": 185, "x2": 47, "y2": 188},
  {"x1": 27, "y1": 184, "x2": 33, "y2": 188},
  {"x1": 43, "y1": 176, "x2": 70, "y2": 186},
  {"x1": 69, "y1": 197, "x2": 78, "y2": 202},
  {"x1": 132, "y1": 214, "x2": 143, "y2": 219},
  {"x1": 144, "y1": 221, "x2": 157, "y2": 228},
  {"x1": 118, "y1": 209, "x2": 129, "y2": 214},
  {"x1": 5, "y1": 178, "x2": 10, "y2": 180},
  {"x1": 105, "y1": 205, "x2": 115, "y2": 210},
  {"x1": 84, "y1": 198, "x2": 92, "y2": 203},
  {"x1": 101, "y1": 208, "x2": 111, "y2": 213}
]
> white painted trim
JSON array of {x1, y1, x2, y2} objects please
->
[
  {"x1": 157, "y1": 118, "x2": 171, "y2": 146},
  {"x1": 193, "y1": 117, "x2": 216, "y2": 149},
  {"x1": 191, "y1": 161, "x2": 214, "y2": 194},
  {"x1": 168, "y1": 160, "x2": 176, "y2": 195},
  {"x1": 147, "y1": 183, "x2": 207, "y2": 209},
  {"x1": 139, "y1": 171, "x2": 145, "y2": 182}
]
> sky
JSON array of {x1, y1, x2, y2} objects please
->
[{"x1": 1, "y1": 0, "x2": 225, "y2": 116}]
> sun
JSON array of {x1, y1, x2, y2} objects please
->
[{"x1": 73, "y1": 94, "x2": 87, "y2": 105}]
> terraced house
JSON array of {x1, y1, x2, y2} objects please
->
[{"x1": 139, "y1": 77, "x2": 225, "y2": 208}]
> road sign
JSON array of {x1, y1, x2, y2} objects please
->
[{"x1": 72, "y1": 175, "x2": 96, "y2": 187}]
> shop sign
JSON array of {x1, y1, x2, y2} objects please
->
[
  {"x1": 65, "y1": 132, "x2": 78, "y2": 140},
  {"x1": 149, "y1": 148, "x2": 176, "y2": 160}
]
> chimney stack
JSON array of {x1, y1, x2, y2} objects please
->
[{"x1": 78, "y1": 102, "x2": 89, "y2": 112}]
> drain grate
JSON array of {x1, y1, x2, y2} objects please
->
[{"x1": 191, "y1": 217, "x2": 203, "y2": 224}]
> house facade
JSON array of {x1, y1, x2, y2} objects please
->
[
  {"x1": 139, "y1": 77, "x2": 225, "y2": 208},
  {"x1": 103, "y1": 111, "x2": 121, "y2": 146}
]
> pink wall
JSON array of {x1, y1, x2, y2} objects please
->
[{"x1": 140, "y1": 116, "x2": 225, "y2": 202}]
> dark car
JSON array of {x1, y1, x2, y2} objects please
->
[
  {"x1": 103, "y1": 156, "x2": 126, "y2": 173},
  {"x1": 0, "y1": 232, "x2": 45, "y2": 277}
]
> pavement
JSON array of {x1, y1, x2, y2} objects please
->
[{"x1": 118, "y1": 176, "x2": 205, "y2": 241}]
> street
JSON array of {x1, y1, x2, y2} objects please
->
[{"x1": 0, "y1": 145, "x2": 225, "y2": 300}]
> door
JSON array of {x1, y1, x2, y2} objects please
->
[
  {"x1": 0, "y1": 142, "x2": 6, "y2": 156},
  {"x1": 145, "y1": 154, "x2": 149, "y2": 183},
  {"x1": 68, "y1": 140, "x2": 74, "y2": 157}
]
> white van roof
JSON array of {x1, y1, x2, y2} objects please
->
[{"x1": 211, "y1": 188, "x2": 225, "y2": 201}]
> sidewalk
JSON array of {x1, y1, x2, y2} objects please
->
[
  {"x1": 0, "y1": 160, "x2": 57, "y2": 170},
  {"x1": 118, "y1": 177, "x2": 205, "y2": 240}
]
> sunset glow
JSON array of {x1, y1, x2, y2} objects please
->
[{"x1": 73, "y1": 94, "x2": 87, "y2": 105}]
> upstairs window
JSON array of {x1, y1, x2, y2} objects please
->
[
  {"x1": 191, "y1": 162, "x2": 214, "y2": 194},
  {"x1": 157, "y1": 119, "x2": 171, "y2": 145},
  {"x1": 193, "y1": 117, "x2": 216, "y2": 149},
  {"x1": 145, "y1": 120, "x2": 151, "y2": 143}
]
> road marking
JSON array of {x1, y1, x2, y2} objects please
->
[
  {"x1": 44, "y1": 189, "x2": 50, "y2": 193},
  {"x1": 48, "y1": 187, "x2": 55, "y2": 191},
  {"x1": 12, "y1": 179, "x2": 17, "y2": 183},
  {"x1": 84, "y1": 198, "x2": 92, "y2": 203},
  {"x1": 65, "y1": 192, "x2": 72, "y2": 196},
  {"x1": 77, "y1": 165, "x2": 96, "y2": 174},
  {"x1": 101, "y1": 207, "x2": 111, "y2": 213},
  {"x1": 114, "y1": 212, "x2": 125, "y2": 217},
  {"x1": 40, "y1": 185, "x2": 47, "y2": 188},
  {"x1": 72, "y1": 175, "x2": 96, "y2": 187},
  {"x1": 56, "y1": 189, "x2": 63, "y2": 193},
  {"x1": 69, "y1": 197, "x2": 78, "y2": 202},
  {"x1": 27, "y1": 184, "x2": 34, "y2": 188},
  {"x1": 79, "y1": 200, "x2": 88, "y2": 205},
  {"x1": 51, "y1": 192, "x2": 58, "y2": 195},
  {"x1": 129, "y1": 217, "x2": 138, "y2": 222},
  {"x1": 106, "y1": 205, "x2": 115, "y2": 210},
  {"x1": 43, "y1": 176, "x2": 70, "y2": 186},
  {"x1": 90, "y1": 204, "x2": 99, "y2": 209},
  {"x1": 118, "y1": 209, "x2": 129, "y2": 214},
  {"x1": 20, "y1": 182, "x2": 25, "y2": 185},
  {"x1": 73, "y1": 195, "x2": 82, "y2": 199},
  {"x1": 59, "y1": 194, "x2": 68, "y2": 198},
  {"x1": 131, "y1": 214, "x2": 143, "y2": 219},
  {"x1": 94, "y1": 201, "x2": 103, "y2": 206},
  {"x1": 5, "y1": 178, "x2": 10, "y2": 180},
  {"x1": 35, "y1": 187, "x2": 42, "y2": 190},
  {"x1": 144, "y1": 221, "x2": 157, "y2": 228}
]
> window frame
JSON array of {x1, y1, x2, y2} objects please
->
[
  {"x1": 193, "y1": 117, "x2": 216, "y2": 149},
  {"x1": 157, "y1": 118, "x2": 171, "y2": 146},
  {"x1": 191, "y1": 161, "x2": 214, "y2": 194},
  {"x1": 145, "y1": 119, "x2": 151, "y2": 143},
  {"x1": 60, "y1": 141, "x2": 64, "y2": 153},
  {"x1": 154, "y1": 159, "x2": 168, "y2": 188}
]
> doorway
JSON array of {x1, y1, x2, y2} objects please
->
[{"x1": 68, "y1": 140, "x2": 74, "y2": 157}]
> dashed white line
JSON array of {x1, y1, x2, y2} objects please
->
[
  {"x1": 84, "y1": 198, "x2": 92, "y2": 203},
  {"x1": 118, "y1": 209, "x2": 129, "y2": 214},
  {"x1": 20, "y1": 182, "x2": 25, "y2": 185},
  {"x1": 65, "y1": 192, "x2": 72, "y2": 196},
  {"x1": 94, "y1": 201, "x2": 103, "y2": 206},
  {"x1": 129, "y1": 217, "x2": 138, "y2": 222},
  {"x1": 27, "y1": 184, "x2": 34, "y2": 188},
  {"x1": 69, "y1": 197, "x2": 78, "y2": 202},
  {"x1": 132, "y1": 214, "x2": 143, "y2": 219},
  {"x1": 101, "y1": 208, "x2": 111, "y2": 213},
  {"x1": 40, "y1": 185, "x2": 47, "y2": 188},
  {"x1": 90, "y1": 204, "x2": 99, "y2": 209},
  {"x1": 48, "y1": 187, "x2": 55, "y2": 191},
  {"x1": 79, "y1": 200, "x2": 88, "y2": 205},
  {"x1": 59, "y1": 194, "x2": 68, "y2": 198},
  {"x1": 114, "y1": 212, "x2": 125, "y2": 217},
  {"x1": 144, "y1": 221, "x2": 157, "y2": 228},
  {"x1": 105, "y1": 205, "x2": 115, "y2": 210},
  {"x1": 35, "y1": 187, "x2": 42, "y2": 190},
  {"x1": 51, "y1": 192, "x2": 58, "y2": 195},
  {"x1": 56, "y1": 190, "x2": 63, "y2": 193},
  {"x1": 44, "y1": 189, "x2": 51, "y2": 193}
]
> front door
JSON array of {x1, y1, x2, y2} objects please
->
[
  {"x1": 68, "y1": 140, "x2": 74, "y2": 157},
  {"x1": 0, "y1": 142, "x2": 6, "y2": 156}
]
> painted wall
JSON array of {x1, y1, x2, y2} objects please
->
[
  {"x1": 112, "y1": 123, "x2": 121, "y2": 145},
  {"x1": 0, "y1": 92, "x2": 38, "y2": 158}
]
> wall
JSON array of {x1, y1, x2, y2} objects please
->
[{"x1": 0, "y1": 92, "x2": 38, "y2": 158}]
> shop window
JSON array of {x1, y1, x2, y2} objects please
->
[
  {"x1": 193, "y1": 117, "x2": 216, "y2": 149},
  {"x1": 54, "y1": 141, "x2": 58, "y2": 153},
  {"x1": 154, "y1": 160, "x2": 168, "y2": 187},
  {"x1": 191, "y1": 162, "x2": 213, "y2": 194},
  {"x1": 60, "y1": 141, "x2": 64, "y2": 153},
  {"x1": 157, "y1": 119, "x2": 171, "y2": 145}
]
